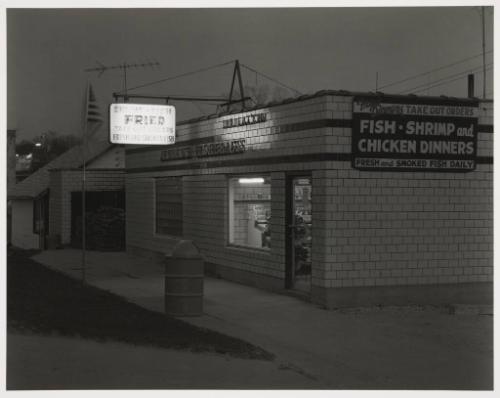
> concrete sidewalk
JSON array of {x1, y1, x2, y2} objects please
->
[{"x1": 32, "y1": 249, "x2": 493, "y2": 390}]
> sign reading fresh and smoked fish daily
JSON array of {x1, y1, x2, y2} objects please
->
[{"x1": 352, "y1": 96, "x2": 479, "y2": 172}]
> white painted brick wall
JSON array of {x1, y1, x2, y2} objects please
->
[
  {"x1": 125, "y1": 94, "x2": 493, "y2": 290},
  {"x1": 127, "y1": 172, "x2": 286, "y2": 279},
  {"x1": 312, "y1": 161, "x2": 492, "y2": 289}
]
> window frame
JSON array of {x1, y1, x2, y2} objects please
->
[{"x1": 227, "y1": 174, "x2": 271, "y2": 251}]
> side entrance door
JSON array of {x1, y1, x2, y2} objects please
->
[{"x1": 285, "y1": 173, "x2": 312, "y2": 293}]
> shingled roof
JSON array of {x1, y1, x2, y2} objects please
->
[{"x1": 9, "y1": 140, "x2": 112, "y2": 199}]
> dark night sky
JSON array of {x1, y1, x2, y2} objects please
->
[{"x1": 6, "y1": 5, "x2": 494, "y2": 141}]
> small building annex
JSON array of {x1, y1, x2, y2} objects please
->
[
  {"x1": 124, "y1": 90, "x2": 493, "y2": 308},
  {"x1": 9, "y1": 140, "x2": 125, "y2": 250}
]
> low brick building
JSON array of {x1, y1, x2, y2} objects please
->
[
  {"x1": 125, "y1": 91, "x2": 493, "y2": 308},
  {"x1": 9, "y1": 140, "x2": 125, "y2": 250}
]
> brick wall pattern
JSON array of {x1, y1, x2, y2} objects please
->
[{"x1": 125, "y1": 95, "x2": 493, "y2": 291}]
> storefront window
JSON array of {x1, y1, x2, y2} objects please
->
[
  {"x1": 228, "y1": 176, "x2": 271, "y2": 250},
  {"x1": 156, "y1": 177, "x2": 183, "y2": 236}
]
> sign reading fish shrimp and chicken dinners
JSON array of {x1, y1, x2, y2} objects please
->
[
  {"x1": 352, "y1": 96, "x2": 479, "y2": 172},
  {"x1": 110, "y1": 103, "x2": 176, "y2": 145}
]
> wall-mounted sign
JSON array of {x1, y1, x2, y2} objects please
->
[
  {"x1": 110, "y1": 103, "x2": 175, "y2": 145},
  {"x1": 160, "y1": 138, "x2": 246, "y2": 161},
  {"x1": 352, "y1": 96, "x2": 479, "y2": 172},
  {"x1": 222, "y1": 113, "x2": 267, "y2": 128}
]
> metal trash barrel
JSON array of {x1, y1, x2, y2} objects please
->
[{"x1": 164, "y1": 240, "x2": 204, "y2": 316}]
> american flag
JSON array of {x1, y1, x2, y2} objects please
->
[{"x1": 84, "y1": 81, "x2": 104, "y2": 139}]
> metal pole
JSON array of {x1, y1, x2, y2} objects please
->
[
  {"x1": 227, "y1": 61, "x2": 238, "y2": 111},
  {"x1": 123, "y1": 62, "x2": 128, "y2": 95},
  {"x1": 235, "y1": 60, "x2": 246, "y2": 109},
  {"x1": 82, "y1": 151, "x2": 86, "y2": 282},
  {"x1": 81, "y1": 81, "x2": 89, "y2": 283},
  {"x1": 481, "y1": 7, "x2": 486, "y2": 98},
  {"x1": 467, "y1": 74, "x2": 475, "y2": 98}
]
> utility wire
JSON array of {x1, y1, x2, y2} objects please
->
[
  {"x1": 400, "y1": 63, "x2": 493, "y2": 94},
  {"x1": 379, "y1": 50, "x2": 493, "y2": 90},
  {"x1": 412, "y1": 67, "x2": 493, "y2": 95},
  {"x1": 138, "y1": 94, "x2": 227, "y2": 99},
  {"x1": 411, "y1": 66, "x2": 493, "y2": 95},
  {"x1": 402, "y1": 65, "x2": 485, "y2": 93},
  {"x1": 240, "y1": 63, "x2": 303, "y2": 95},
  {"x1": 190, "y1": 101, "x2": 207, "y2": 116},
  {"x1": 116, "y1": 60, "x2": 236, "y2": 94}
]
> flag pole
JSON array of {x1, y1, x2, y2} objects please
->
[
  {"x1": 481, "y1": 6, "x2": 486, "y2": 99},
  {"x1": 81, "y1": 79, "x2": 104, "y2": 283},
  {"x1": 82, "y1": 80, "x2": 89, "y2": 283}
]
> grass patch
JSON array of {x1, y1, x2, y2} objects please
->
[{"x1": 7, "y1": 248, "x2": 274, "y2": 361}]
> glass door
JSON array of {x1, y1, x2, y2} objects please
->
[{"x1": 286, "y1": 175, "x2": 312, "y2": 293}]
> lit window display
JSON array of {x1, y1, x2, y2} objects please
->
[{"x1": 228, "y1": 176, "x2": 271, "y2": 250}]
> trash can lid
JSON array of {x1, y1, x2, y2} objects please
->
[{"x1": 171, "y1": 240, "x2": 201, "y2": 258}]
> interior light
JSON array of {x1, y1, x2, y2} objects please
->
[
  {"x1": 26, "y1": 153, "x2": 32, "y2": 159},
  {"x1": 238, "y1": 177, "x2": 264, "y2": 184},
  {"x1": 35, "y1": 142, "x2": 42, "y2": 147}
]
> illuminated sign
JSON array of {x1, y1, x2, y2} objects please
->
[
  {"x1": 110, "y1": 103, "x2": 175, "y2": 145},
  {"x1": 160, "y1": 139, "x2": 246, "y2": 161},
  {"x1": 222, "y1": 113, "x2": 267, "y2": 128},
  {"x1": 351, "y1": 96, "x2": 479, "y2": 172}
]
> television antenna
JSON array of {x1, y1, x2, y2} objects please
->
[
  {"x1": 111, "y1": 60, "x2": 251, "y2": 111},
  {"x1": 84, "y1": 60, "x2": 161, "y2": 95}
]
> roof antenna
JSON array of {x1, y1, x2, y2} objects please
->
[
  {"x1": 227, "y1": 60, "x2": 246, "y2": 112},
  {"x1": 84, "y1": 60, "x2": 162, "y2": 97}
]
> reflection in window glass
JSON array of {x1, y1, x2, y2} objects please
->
[{"x1": 228, "y1": 176, "x2": 271, "y2": 250}]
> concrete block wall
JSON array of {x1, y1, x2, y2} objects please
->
[
  {"x1": 309, "y1": 97, "x2": 493, "y2": 306},
  {"x1": 127, "y1": 172, "x2": 286, "y2": 288},
  {"x1": 311, "y1": 164, "x2": 493, "y2": 289},
  {"x1": 49, "y1": 169, "x2": 125, "y2": 244},
  {"x1": 126, "y1": 176, "x2": 180, "y2": 258},
  {"x1": 125, "y1": 93, "x2": 493, "y2": 306},
  {"x1": 186, "y1": 174, "x2": 285, "y2": 283},
  {"x1": 182, "y1": 175, "x2": 227, "y2": 260},
  {"x1": 125, "y1": 96, "x2": 332, "y2": 286},
  {"x1": 126, "y1": 98, "x2": 338, "y2": 171}
]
